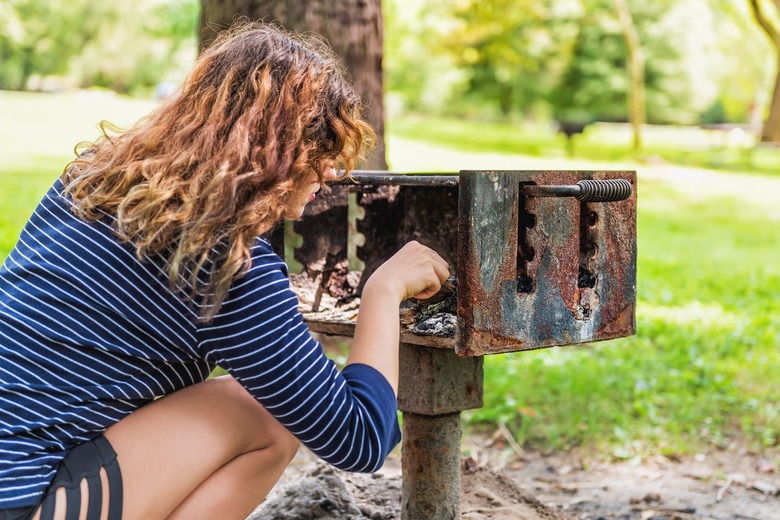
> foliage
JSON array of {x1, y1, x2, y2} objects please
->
[
  {"x1": 383, "y1": 0, "x2": 465, "y2": 115},
  {"x1": 549, "y1": 0, "x2": 717, "y2": 125},
  {"x1": 71, "y1": 0, "x2": 199, "y2": 96},
  {"x1": 382, "y1": 0, "x2": 772, "y2": 126},
  {"x1": 688, "y1": 1, "x2": 762, "y2": 123},
  {"x1": 1, "y1": 0, "x2": 776, "y2": 128},
  {"x1": 0, "y1": 0, "x2": 198, "y2": 95},
  {"x1": 0, "y1": 0, "x2": 116, "y2": 90},
  {"x1": 442, "y1": 0, "x2": 570, "y2": 118}
]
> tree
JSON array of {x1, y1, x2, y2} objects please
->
[
  {"x1": 0, "y1": 0, "x2": 198, "y2": 95},
  {"x1": 198, "y1": 0, "x2": 387, "y2": 169},
  {"x1": 72, "y1": 1, "x2": 199, "y2": 95},
  {"x1": 550, "y1": 0, "x2": 699, "y2": 128},
  {"x1": 613, "y1": 0, "x2": 645, "y2": 150},
  {"x1": 383, "y1": 0, "x2": 462, "y2": 115},
  {"x1": 748, "y1": 0, "x2": 780, "y2": 141},
  {"x1": 0, "y1": 0, "x2": 115, "y2": 90},
  {"x1": 442, "y1": 0, "x2": 567, "y2": 118}
]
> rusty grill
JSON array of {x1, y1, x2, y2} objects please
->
[
  {"x1": 269, "y1": 169, "x2": 636, "y2": 355},
  {"x1": 269, "y1": 170, "x2": 637, "y2": 519}
]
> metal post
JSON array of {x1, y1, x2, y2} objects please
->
[
  {"x1": 397, "y1": 343, "x2": 483, "y2": 520},
  {"x1": 401, "y1": 412, "x2": 462, "y2": 519}
]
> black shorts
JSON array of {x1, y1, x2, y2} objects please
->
[{"x1": 0, "y1": 435, "x2": 123, "y2": 520}]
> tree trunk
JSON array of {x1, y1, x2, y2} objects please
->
[
  {"x1": 614, "y1": 0, "x2": 645, "y2": 150},
  {"x1": 749, "y1": 0, "x2": 780, "y2": 142},
  {"x1": 199, "y1": 0, "x2": 387, "y2": 169},
  {"x1": 764, "y1": 59, "x2": 780, "y2": 141}
]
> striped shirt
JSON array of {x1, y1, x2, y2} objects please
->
[{"x1": 0, "y1": 179, "x2": 401, "y2": 509}]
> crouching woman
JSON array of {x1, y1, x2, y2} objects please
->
[{"x1": 0, "y1": 22, "x2": 448, "y2": 520}]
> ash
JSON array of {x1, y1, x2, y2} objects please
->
[
  {"x1": 249, "y1": 456, "x2": 568, "y2": 520},
  {"x1": 412, "y1": 312, "x2": 457, "y2": 336},
  {"x1": 248, "y1": 464, "x2": 398, "y2": 520}
]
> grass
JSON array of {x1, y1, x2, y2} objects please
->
[
  {"x1": 469, "y1": 184, "x2": 780, "y2": 458},
  {"x1": 0, "y1": 90, "x2": 156, "y2": 257},
  {"x1": 2, "y1": 91, "x2": 778, "y2": 460},
  {"x1": 0, "y1": 90, "x2": 156, "y2": 170},
  {"x1": 388, "y1": 119, "x2": 780, "y2": 458},
  {"x1": 389, "y1": 115, "x2": 780, "y2": 177}
]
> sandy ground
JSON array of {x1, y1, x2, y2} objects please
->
[
  {"x1": 249, "y1": 454, "x2": 564, "y2": 520},
  {"x1": 506, "y1": 446, "x2": 780, "y2": 519},
  {"x1": 247, "y1": 436, "x2": 780, "y2": 520}
]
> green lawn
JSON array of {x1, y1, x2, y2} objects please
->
[
  {"x1": 389, "y1": 115, "x2": 780, "y2": 177},
  {"x1": 2, "y1": 91, "x2": 778, "y2": 459},
  {"x1": 0, "y1": 90, "x2": 156, "y2": 257},
  {"x1": 386, "y1": 132, "x2": 780, "y2": 457}
]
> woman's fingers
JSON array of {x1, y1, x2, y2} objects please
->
[
  {"x1": 410, "y1": 262, "x2": 449, "y2": 300},
  {"x1": 365, "y1": 241, "x2": 451, "y2": 303},
  {"x1": 402, "y1": 242, "x2": 451, "y2": 300}
]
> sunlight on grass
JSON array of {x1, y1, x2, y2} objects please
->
[
  {"x1": 641, "y1": 302, "x2": 742, "y2": 329},
  {"x1": 387, "y1": 135, "x2": 622, "y2": 172},
  {"x1": 0, "y1": 90, "x2": 156, "y2": 169},
  {"x1": 0, "y1": 91, "x2": 158, "y2": 256},
  {"x1": 389, "y1": 115, "x2": 780, "y2": 177}
]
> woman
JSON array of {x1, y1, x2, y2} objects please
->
[{"x1": 0, "y1": 22, "x2": 449, "y2": 520}]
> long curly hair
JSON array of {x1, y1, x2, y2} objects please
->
[{"x1": 62, "y1": 22, "x2": 374, "y2": 321}]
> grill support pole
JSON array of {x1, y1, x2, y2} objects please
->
[
  {"x1": 397, "y1": 343, "x2": 484, "y2": 520},
  {"x1": 401, "y1": 412, "x2": 461, "y2": 519}
]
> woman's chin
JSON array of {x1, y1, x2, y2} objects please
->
[{"x1": 283, "y1": 207, "x2": 306, "y2": 220}]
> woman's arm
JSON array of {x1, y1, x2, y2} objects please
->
[
  {"x1": 197, "y1": 239, "x2": 448, "y2": 472},
  {"x1": 347, "y1": 241, "x2": 450, "y2": 394}
]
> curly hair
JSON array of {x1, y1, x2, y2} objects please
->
[{"x1": 62, "y1": 22, "x2": 374, "y2": 321}]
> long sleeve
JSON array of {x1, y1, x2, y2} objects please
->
[{"x1": 195, "y1": 238, "x2": 401, "y2": 472}]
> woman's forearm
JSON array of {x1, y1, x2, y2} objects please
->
[
  {"x1": 346, "y1": 282, "x2": 401, "y2": 394},
  {"x1": 344, "y1": 241, "x2": 450, "y2": 395}
]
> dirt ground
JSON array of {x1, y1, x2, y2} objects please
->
[{"x1": 248, "y1": 435, "x2": 780, "y2": 520}]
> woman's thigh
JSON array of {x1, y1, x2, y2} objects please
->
[{"x1": 102, "y1": 375, "x2": 295, "y2": 520}]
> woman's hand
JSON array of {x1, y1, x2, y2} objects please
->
[
  {"x1": 347, "y1": 241, "x2": 450, "y2": 394},
  {"x1": 363, "y1": 241, "x2": 451, "y2": 302}
]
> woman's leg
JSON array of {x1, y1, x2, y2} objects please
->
[{"x1": 102, "y1": 375, "x2": 300, "y2": 520}]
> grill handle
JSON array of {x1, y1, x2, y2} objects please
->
[{"x1": 525, "y1": 179, "x2": 632, "y2": 202}]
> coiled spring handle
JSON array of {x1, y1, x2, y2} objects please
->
[{"x1": 525, "y1": 179, "x2": 632, "y2": 202}]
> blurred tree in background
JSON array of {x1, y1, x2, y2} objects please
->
[
  {"x1": 443, "y1": 0, "x2": 566, "y2": 119},
  {"x1": 437, "y1": 0, "x2": 712, "y2": 125},
  {"x1": 613, "y1": 0, "x2": 646, "y2": 150},
  {"x1": 704, "y1": 1, "x2": 773, "y2": 125},
  {"x1": 382, "y1": 0, "x2": 777, "y2": 135},
  {"x1": 0, "y1": 0, "x2": 197, "y2": 95},
  {"x1": 748, "y1": 0, "x2": 780, "y2": 141},
  {"x1": 0, "y1": 0, "x2": 115, "y2": 90},
  {"x1": 383, "y1": 0, "x2": 464, "y2": 116},
  {"x1": 0, "y1": 0, "x2": 776, "y2": 136},
  {"x1": 550, "y1": 0, "x2": 690, "y2": 123}
]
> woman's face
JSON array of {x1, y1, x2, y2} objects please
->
[{"x1": 284, "y1": 165, "x2": 338, "y2": 220}]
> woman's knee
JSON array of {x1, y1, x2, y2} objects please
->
[{"x1": 271, "y1": 425, "x2": 300, "y2": 465}]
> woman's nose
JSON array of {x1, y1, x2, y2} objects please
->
[{"x1": 322, "y1": 167, "x2": 338, "y2": 181}]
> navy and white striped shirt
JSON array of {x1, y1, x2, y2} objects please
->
[{"x1": 0, "y1": 179, "x2": 401, "y2": 509}]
